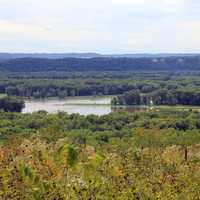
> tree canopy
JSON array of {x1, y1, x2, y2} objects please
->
[{"x1": 0, "y1": 96, "x2": 25, "y2": 112}]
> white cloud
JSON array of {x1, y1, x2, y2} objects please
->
[{"x1": 0, "y1": 0, "x2": 199, "y2": 53}]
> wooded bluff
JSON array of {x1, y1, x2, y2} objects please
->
[{"x1": 1, "y1": 56, "x2": 200, "y2": 72}]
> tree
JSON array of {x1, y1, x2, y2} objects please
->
[
  {"x1": 67, "y1": 145, "x2": 78, "y2": 168},
  {"x1": 0, "y1": 96, "x2": 25, "y2": 112}
]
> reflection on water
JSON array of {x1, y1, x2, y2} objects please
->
[
  {"x1": 22, "y1": 96, "x2": 149, "y2": 116},
  {"x1": 112, "y1": 106, "x2": 148, "y2": 113},
  {"x1": 23, "y1": 96, "x2": 112, "y2": 115}
]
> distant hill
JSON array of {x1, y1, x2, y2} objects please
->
[
  {"x1": 0, "y1": 53, "x2": 101, "y2": 60},
  {"x1": 0, "y1": 53, "x2": 199, "y2": 60},
  {"x1": 1, "y1": 56, "x2": 200, "y2": 72}
]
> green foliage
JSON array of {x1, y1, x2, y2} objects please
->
[
  {"x1": 113, "y1": 88, "x2": 200, "y2": 106},
  {"x1": 0, "y1": 109, "x2": 200, "y2": 199},
  {"x1": 1, "y1": 66, "x2": 200, "y2": 198},
  {"x1": 1, "y1": 71, "x2": 200, "y2": 100},
  {"x1": 67, "y1": 145, "x2": 78, "y2": 168},
  {"x1": 0, "y1": 96, "x2": 24, "y2": 112}
]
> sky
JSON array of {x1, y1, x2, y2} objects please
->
[{"x1": 0, "y1": 0, "x2": 200, "y2": 53}]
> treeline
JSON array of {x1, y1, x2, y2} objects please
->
[
  {"x1": 1, "y1": 56, "x2": 200, "y2": 72},
  {"x1": 112, "y1": 89, "x2": 200, "y2": 106},
  {"x1": 0, "y1": 53, "x2": 198, "y2": 60},
  {"x1": 1, "y1": 72, "x2": 200, "y2": 99},
  {"x1": 1, "y1": 72, "x2": 200, "y2": 101},
  {"x1": 0, "y1": 80, "x2": 134, "y2": 98},
  {"x1": 0, "y1": 72, "x2": 163, "y2": 98}
]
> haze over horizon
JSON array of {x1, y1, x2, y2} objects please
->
[{"x1": 0, "y1": 0, "x2": 200, "y2": 53}]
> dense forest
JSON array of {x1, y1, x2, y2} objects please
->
[
  {"x1": 2, "y1": 69, "x2": 200, "y2": 108},
  {"x1": 1, "y1": 71, "x2": 200, "y2": 106},
  {"x1": 112, "y1": 88, "x2": 200, "y2": 106},
  {"x1": 1, "y1": 56, "x2": 200, "y2": 72},
  {"x1": 0, "y1": 109, "x2": 200, "y2": 199},
  {"x1": 0, "y1": 71, "x2": 170, "y2": 98}
]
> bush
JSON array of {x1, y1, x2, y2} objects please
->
[{"x1": 0, "y1": 96, "x2": 25, "y2": 112}]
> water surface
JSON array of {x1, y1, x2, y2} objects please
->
[{"x1": 23, "y1": 96, "x2": 112, "y2": 115}]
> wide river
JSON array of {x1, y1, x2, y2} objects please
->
[
  {"x1": 21, "y1": 95, "x2": 200, "y2": 115},
  {"x1": 23, "y1": 96, "x2": 112, "y2": 115},
  {"x1": 22, "y1": 96, "x2": 148, "y2": 115}
]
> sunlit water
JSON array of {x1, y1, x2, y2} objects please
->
[
  {"x1": 23, "y1": 96, "x2": 112, "y2": 115},
  {"x1": 22, "y1": 96, "x2": 148, "y2": 115}
]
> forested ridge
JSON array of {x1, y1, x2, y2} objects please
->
[
  {"x1": 0, "y1": 53, "x2": 198, "y2": 60},
  {"x1": 1, "y1": 56, "x2": 200, "y2": 72}
]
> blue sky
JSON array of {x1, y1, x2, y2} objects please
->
[{"x1": 0, "y1": 0, "x2": 199, "y2": 53}]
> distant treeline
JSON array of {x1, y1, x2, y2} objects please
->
[
  {"x1": 1, "y1": 72, "x2": 200, "y2": 99},
  {"x1": 1, "y1": 78, "x2": 155, "y2": 98},
  {"x1": 1, "y1": 56, "x2": 200, "y2": 72},
  {"x1": 0, "y1": 53, "x2": 198, "y2": 60},
  {"x1": 112, "y1": 89, "x2": 200, "y2": 106},
  {"x1": 0, "y1": 72, "x2": 169, "y2": 98}
]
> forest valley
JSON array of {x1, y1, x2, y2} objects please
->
[{"x1": 0, "y1": 59, "x2": 200, "y2": 199}]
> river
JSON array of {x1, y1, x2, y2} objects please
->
[
  {"x1": 22, "y1": 96, "x2": 147, "y2": 115},
  {"x1": 23, "y1": 96, "x2": 112, "y2": 115}
]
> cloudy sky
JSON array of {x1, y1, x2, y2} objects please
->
[{"x1": 0, "y1": 0, "x2": 199, "y2": 53}]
